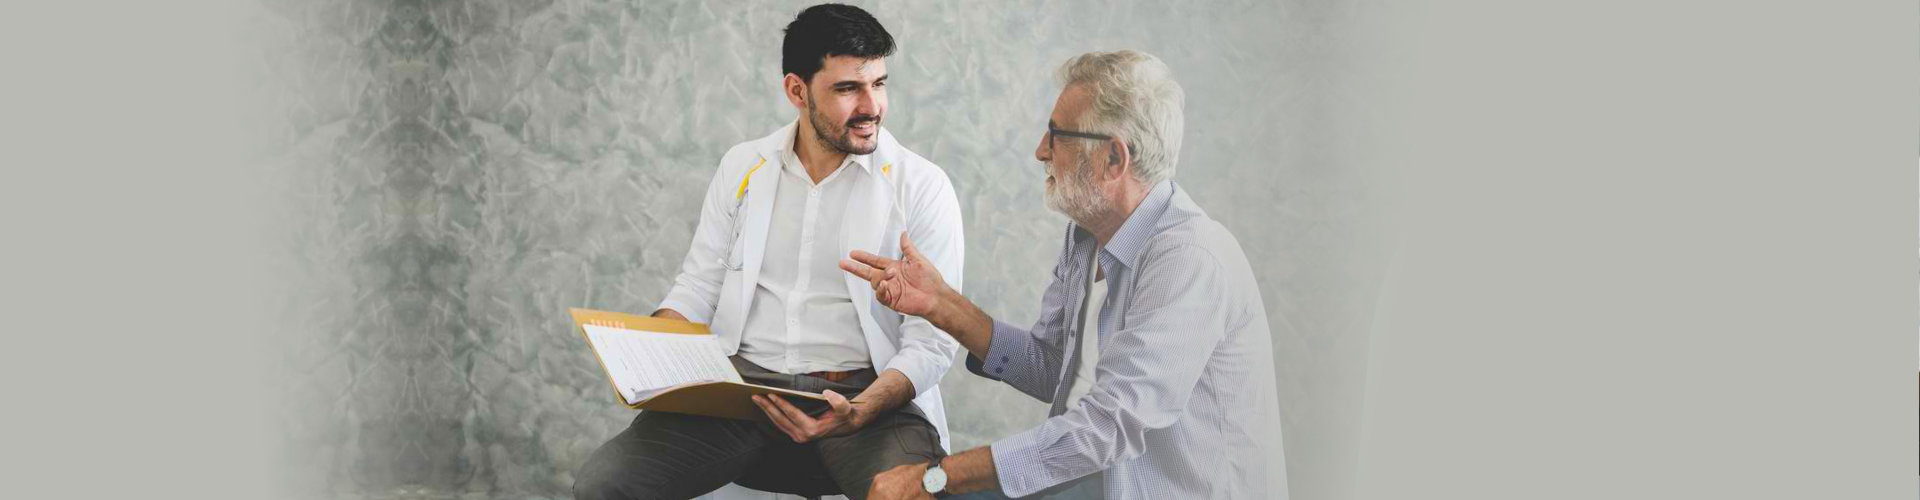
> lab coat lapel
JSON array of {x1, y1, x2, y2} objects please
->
[{"x1": 736, "y1": 153, "x2": 781, "y2": 320}]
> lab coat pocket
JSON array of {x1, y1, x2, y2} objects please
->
[
  {"x1": 721, "y1": 205, "x2": 749, "y2": 272},
  {"x1": 711, "y1": 207, "x2": 749, "y2": 338},
  {"x1": 722, "y1": 236, "x2": 746, "y2": 272}
]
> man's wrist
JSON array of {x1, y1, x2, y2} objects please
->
[
  {"x1": 926, "y1": 285, "x2": 964, "y2": 330},
  {"x1": 844, "y1": 399, "x2": 871, "y2": 429},
  {"x1": 921, "y1": 286, "x2": 995, "y2": 360},
  {"x1": 936, "y1": 455, "x2": 964, "y2": 494},
  {"x1": 933, "y1": 448, "x2": 995, "y2": 495},
  {"x1": 846, "y1": 369, "x2": 914, "y2": 429}
]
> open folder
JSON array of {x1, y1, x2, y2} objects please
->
[{"x1": 570, "y1": 308, "x2": 827, "y2": 421}]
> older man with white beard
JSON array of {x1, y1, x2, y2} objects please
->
[{"x1": 843, "y1": 50, "x2": 1289, "y2": 500}]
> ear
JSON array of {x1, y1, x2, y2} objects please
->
[
  {"x1": 783, "y1": 73, "x2": 808, "y2": 111},
  {"x1": 1106, "y1": 139, "x2": 1133, "y2": 180}
]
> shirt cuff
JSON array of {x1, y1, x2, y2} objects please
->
[
  {"x1": 989, "y1": 428, "x2": 1058, "y2": 498},
  {"x1": 656, "y1": 296, "x2": 711, "y2": 325},
  {"x1": 978, "y1": 319, "x2": 1029, "y2": 382}
]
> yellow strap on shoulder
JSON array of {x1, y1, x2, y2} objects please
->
[{"x1": 735, "y1": 157, "x2": 766, "y2": 200}]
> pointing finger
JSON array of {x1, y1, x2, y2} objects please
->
[
  {"x1": 848, "y1": 250, "x2": 896, "y2": 271},
  {"x1": 840, "y1": 258, "x2": 880, "y2": 282}
]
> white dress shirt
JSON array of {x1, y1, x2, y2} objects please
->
[
  {"x1": 735, "y1": 131, "x2": 872, "y2": 374},
  {"x1": 658, "y1": 121, "x2": 968, "y2": 452}
]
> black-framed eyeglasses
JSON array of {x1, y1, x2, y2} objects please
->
[{"x1": 1047, "y1": 121, "x2": 1112, "y2": 152}]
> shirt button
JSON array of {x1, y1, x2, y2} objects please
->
[
  {"x1": 994, "y1": 367, "x2": 1005, "y2": 374},
  {"x1": 1001, "y1": 355, "x2": 1009, "y2": 363}
]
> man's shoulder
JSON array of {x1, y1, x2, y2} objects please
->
[
  {"x1": 1142, "y1": 189, "x2": 1251, "y2": 274},
  {"x1": 713, "y1": 125, "x2": 791, "y2": 173},
  {"x1": 706, "y1": 134, "x2": 771, "y2": 181},
  {"x1": 713, "y1": 142, "x2": 760, "y2": 175},
  {"x1": 1145, "y1": 217, "x2": 1237, "y2": 264}
]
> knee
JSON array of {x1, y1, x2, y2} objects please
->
[{"x1": 571, "y1": 458, "x2": 624, "y2": 500}]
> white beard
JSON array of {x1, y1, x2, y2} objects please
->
[{"x1": 1045, "y1": 156, "x2": 1113, "y2": 224}]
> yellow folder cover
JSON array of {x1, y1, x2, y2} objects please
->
[{"x1": 570, "y1": 308, "x2": 826, "y2": 421}]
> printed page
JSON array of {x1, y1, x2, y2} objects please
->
[{"x1": 582, "y1": 324, "x2": 741, "y2": 404}]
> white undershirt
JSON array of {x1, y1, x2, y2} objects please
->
[
  {"x1": 1066, "y1": 252, "x2": 1106, "y2": 407},
  {"x1": 735, "y1": 129, "x2": 872, "y2": 374}
]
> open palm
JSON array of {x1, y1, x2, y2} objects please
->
[{"x1": 840, "y1": 232, "x2": 947, "y2": 317}]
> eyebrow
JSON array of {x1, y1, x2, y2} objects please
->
[{"x1": 833, "y1": 74, "x2": 888, "y2": 89}]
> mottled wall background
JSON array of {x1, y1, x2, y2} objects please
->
[{"x1": 249, "y1": 0, "x2": 1385, "y2": 499}]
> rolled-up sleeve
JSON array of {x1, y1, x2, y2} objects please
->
[{"x1": 990, "y1": 244, "x2": 1230, "y2": 497}]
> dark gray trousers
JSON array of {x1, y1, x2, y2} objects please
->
[{"x1": 574, "y1": 356, "x2": 944, "y2": 500}]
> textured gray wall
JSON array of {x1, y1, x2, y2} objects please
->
[{"x1": 251, "y1": 0, "x2": 1382, "y2": 498}]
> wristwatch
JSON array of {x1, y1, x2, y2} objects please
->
[{"x1": 922, "y1": 462, "x2": 949, "y2": 494}]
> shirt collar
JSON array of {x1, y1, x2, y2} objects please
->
[
  {"x1": 1098, "y1": 179, "x2": 1176, "y2": 271},
  {"x1": 781, "y1": 120, "x2": 874, "y2": 175}
]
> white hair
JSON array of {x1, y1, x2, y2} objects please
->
[{"x1": 1056, "y1": 50, "x2": 1186, "y2": 186}]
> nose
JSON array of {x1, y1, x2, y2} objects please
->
[
  {"x1": 1035, "y1": 131, "x2": 1051, "y2": 165},
  {"x1": 855, "y1": 88, "x2": 879, "y2": 117}
]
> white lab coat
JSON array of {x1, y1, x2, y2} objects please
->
[{"x1": 659, "y1": 122, "x2": 965, "y2": 454}]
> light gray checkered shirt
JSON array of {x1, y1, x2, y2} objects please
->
[{"x1": 967, "y1": 181, "x2": 1288, "y2": 499}]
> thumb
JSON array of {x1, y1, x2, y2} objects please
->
[
  {"x1": 824, "y1": 389, "x2": 852, "y2": 413},
  {"x1": 899, "y1": 232, "x2": 925, "y2": 262}
]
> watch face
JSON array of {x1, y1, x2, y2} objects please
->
[{"x1": 922, "y1": 466, "x2": 948, "y2": 493}]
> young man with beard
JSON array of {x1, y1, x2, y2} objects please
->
[
  {"x1": 844, "y1": 51, "x2": 1288, "y2": 499},
  {"x1": 573, "y1": 4, "x2": 964, "y2": 500}
]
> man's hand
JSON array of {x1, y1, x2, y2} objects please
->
[
  {"x1": 841, "y1": 232, "x2": 950, "y2": 317},
  {"x1": 868, "y1": 462, "x2": 935, "y2": 500},
  {"x1": 751, "y1": 389, "x2": 865, "y2": 443},
  {"x1": 651, "y1": 308, "x2": 688, "y2": 321}
]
